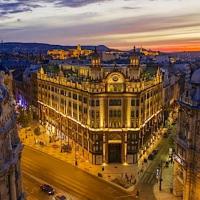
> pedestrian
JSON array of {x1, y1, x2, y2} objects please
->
[
  {"x1": 125, "y1": 173, "x2": 129, "y2": 182},
  {"x1": 102, "y1": 166, "x2": 104, "y2": 172},
  {"x1": 130, "y1": 174, "x2": 133, "y2": 183},
  {"x1": 136, "y1": 190, "x2": 139, "y2": 198}
]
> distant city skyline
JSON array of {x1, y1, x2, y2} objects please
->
[{"x1": 0, "y1": 0, "x2": 200, "y2": 52}]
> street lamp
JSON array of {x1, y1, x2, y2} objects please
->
[
  {"x1": 74, "y1": 122, "x2": 78, "y2": 166},
  {"x1": 159, "y1": 160, "x2": 163, "y2": 191}
]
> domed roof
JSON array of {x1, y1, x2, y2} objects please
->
[{"x1": 191, "y1": 68, "x2": 200, "y2": 84}]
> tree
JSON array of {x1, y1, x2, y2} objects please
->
[
  {"x1": 17, "y1": 109, "x2": 29, "y2": 127},
  {"x1": 34, "y1": 127, "x2": 41, "y2": 136}
]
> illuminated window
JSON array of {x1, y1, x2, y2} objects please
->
[
  {"x1": 90, "y1": 100, "x2": 95, "y2": 106},
  {"x1": 109, "y1": 99, "x2": 121, "y2": 106},
  {"x1": 83, "y1": 97, "x2": 87, "y2": 104},
  {"x1": 78, "y1": 95, "x2": 82, "y2": 101}
]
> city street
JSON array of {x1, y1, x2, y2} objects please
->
[
  {"x1": 137, "y1": 131, "x2": 175, "y2": 200},
  {"x1": 22, "y1": 146, "x2": 135, "y2": 200},
  {"x1": 23, "y1": 172, "x2": 54, "y2": 200}
]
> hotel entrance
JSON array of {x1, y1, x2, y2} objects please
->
[{"x1": 108, "y1": 143, "x2": 122, "y2": 163}]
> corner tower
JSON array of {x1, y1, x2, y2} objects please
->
[
  {"x1": 90, "y1": 47, "x2": 102, "y2": 80},
  {"x1": 128, "y1": 46, "x2": 141, "y2": 80}
]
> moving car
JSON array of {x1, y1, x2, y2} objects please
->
[{"x1": 40, "y1": 184, "x2": 55, "y2": 195}]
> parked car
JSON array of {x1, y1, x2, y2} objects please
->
[
  {"x1": 54, "y1": 194, "x2": 67, "y2": 200},
  {"x1": 163, "y1": 132, "x2": 168, "y2": 138},
  {"x1": 52, "y1": 144, "x2": 59, "y2": 148},
  {"x1": 152, "y1": 149, "x2": 159, "y2": 156},
  {"x1": 61, "y1": 144, "x2": 72, "y2": 153},
  {"x1": 143, "y1": 158, "x2": 148, "y2": 163},
  {"x1": 148, "y1": 153, "x2": 154, "y2": 160},
  {"x1": 40, "y1": 184, "x2": 55, "y2": 195}
]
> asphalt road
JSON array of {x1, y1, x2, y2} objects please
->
[
  {"x1": 138, "y1": 132, "x2": 174, "y2": 200},
  {"x1": 22, "y1": 146, "x2": 134, "y2": 200},
  {"x1": 22, "y1": 172, "x2": 53, "y2": 200}
]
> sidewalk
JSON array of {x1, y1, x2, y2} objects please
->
[{"x1": 153, "y1": 164, "x2": 181, "y2": 200}]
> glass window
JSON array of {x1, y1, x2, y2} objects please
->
[
  {"x1": 91, "y1": 110, "x2": 95, "y2": 118},
  {"x1": 73, "y1": 94, "x2": 77, "y2": 100},
  {"x1": 109, "y1": 110, "x2": 113, "y2": 117},
  {"x1": 131, "y1": 99, "x2": 135, "y2": 106},
  {"x1": 73, "y1": 103, "x2": 77, "y2": 110},
  {"x1": 131, "y1": 110, "x2": 134, "y2": 118},
  {"x1": 96, "y1": 111, "x2": 99, "y2": 118},
  {"x1": 136, "y1": 99, "x2": 140, "y2": 106},
  {"x1": 136, "y1": 110, "x2": 139, "y2": 117},
  {"x1": 109, "y1": 99, "x2": 121, "y2": 106},
  {"x1": 61, "y1": 90, "x2": 64, "y2": 95},
  {"x1": 90, "y1": 100, "x2": 95, "y2": 106},
  {"x1": 84, "y1": 108, "x2": 87, "y2": 114},
  {"x1": 83, "y1": 97, "x2": 87, "y2": 104},
  {"x1": 79, "y1": 95, "x2": 82, "y2": 101}
]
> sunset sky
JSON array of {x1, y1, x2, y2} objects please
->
[{"x1": 0, "y1": 0, "x2": 200, "y2": 51}]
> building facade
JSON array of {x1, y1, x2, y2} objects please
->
[
  {"x1": 37, "y1": 49, "x2": 163, "y2": 164},
  {"x1": 0, "y1": 69, "x2": 23, "y2": 200},
  {"x1": 173, "y1": 68, "x2": 200, "y2": 199},
  {"x1": 48, "y1": 49, "x2": 69, "y2": 60},
  {"x1": 47, "y1": 45, "x2": 93, "y2": 60}
]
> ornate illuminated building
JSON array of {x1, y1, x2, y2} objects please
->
[
  {"x1": 69, "y1": 44, "x2": 93, "y2": 58},
  {"x1": 47, "y1": 49, "x2": 69, "y2": 60},
  {"x1": 47, "y1": 45, "x2": 93, "y2": 60},
  {"x1": 0, "y1": 67, "x2": 23, "y2": 200},
  {"x1": 173, "y1": 67, "x2": 200, "y2": 199},
  {"x1": 37, "y1": 47, "x2": 163, "y2": 164}
]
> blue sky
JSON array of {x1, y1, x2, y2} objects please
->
[{"x1": 1, "y1": 0, "x2": 200, "y2": 51}]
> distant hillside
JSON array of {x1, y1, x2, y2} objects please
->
[{"x1": 0, "y1": 42, "x2": 110, "y2": 54}]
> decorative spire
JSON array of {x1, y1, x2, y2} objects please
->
[
  {"x1": 113, "y1": 61, "x2": 117, "y2": 71},
  {"x1": 133, "y1": 46, "x2": 136, "y2": 53},
  {"x1": 129, "y1": 45, "x2": 140, "y2": 67},
  {"x1": 91, "y1": 46, "x2": 101, "y2": 68},
  {"x1": 94, "y1": 46, "x2": 97, "y2": 53}
]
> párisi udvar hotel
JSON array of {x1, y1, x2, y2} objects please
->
[{"x1": 37, "y1": 47, "x2": 163, "y2": 165}]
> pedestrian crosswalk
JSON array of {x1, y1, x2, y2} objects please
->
[{"x1": 139, "y1": 171, "x2": 157, "y2": 184}]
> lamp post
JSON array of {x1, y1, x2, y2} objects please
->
[
  {"x1": 159, "y1": 160, "x2": 163, "y2": 191},
  {"x1": 74, "y1": 122, "x2": 78, "y2": 166},
  {"x1": 60, "y1": 116, "x2": 62, "y2": 152}
]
